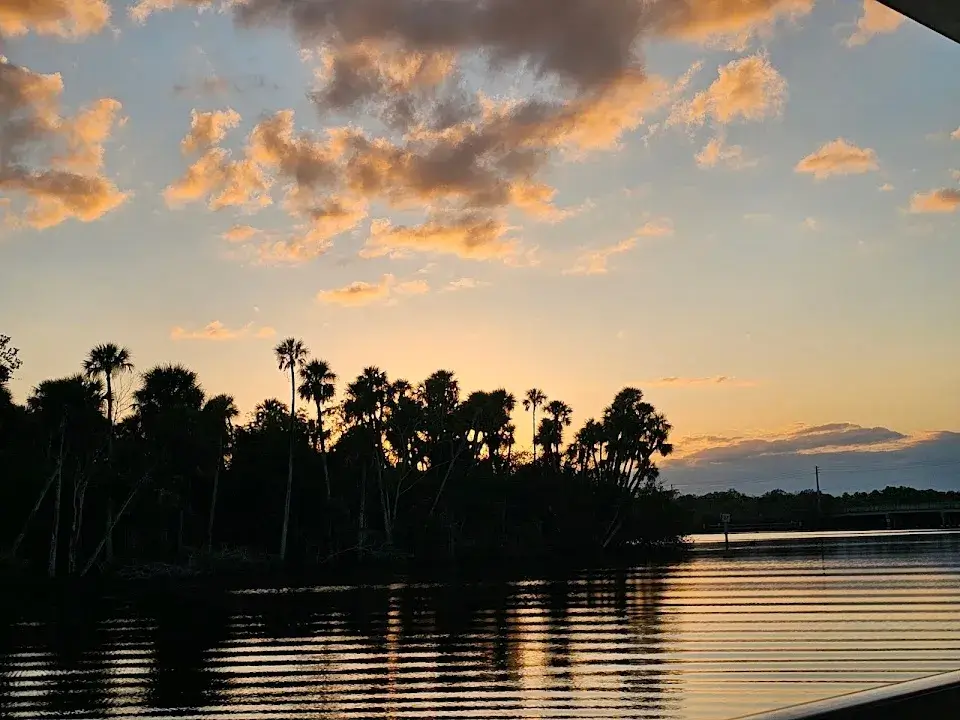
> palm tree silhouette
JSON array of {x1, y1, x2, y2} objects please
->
[
  {"x1": 82, "y1": 343, "x2": 133, "y2": 441},
  {"x1": 135, "y1": 364, "x2": 206, "y2": 555},
  {"x1": 202, "y1": 394, "x2": 238, "y2": 550},
  {"x1": 82, "y1": 344, "x2": 133, "y2": 563},
  {"x1": 543, "y1": 399, "x2": 573, "y2": 470},
  {"x1": 522, "y1": 388, "x2": 548, "y2": 463},
  {"x1": 27, "y1": 375, "x2": 105, "y2": 576},
  {"x1": 275, "y1": 337, "x2": 309, "y2": 560},
  {"x1": 298, "y1": 359, "x2": 337, "y2": 501}
]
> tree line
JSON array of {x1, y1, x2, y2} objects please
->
[
  {"x1": 679, "y1": 486, "x2": 960, "y2": 531},
  {"x1": 0, "y1": 335, "x2": 683, "y2": 580}
]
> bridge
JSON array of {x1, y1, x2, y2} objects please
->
[
  {"x1": 836, "y1": 502, "x2": 960, "y2": 517},
  {"x1": 880, "y1": 1, "x2": 960, "y2": 45},
  {"x1": 833, "y1": 502, "x2": 960, "y2": 529}
]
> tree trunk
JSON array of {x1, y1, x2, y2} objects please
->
[
  {"x1": 280, "y1": 366, "x2": 295, "y2": 561},
  {"x1": 207, "y1": 435, "x2": 222, "y2": 551},
  {"x1": 532, "y1": 407, "x2": 537, "y2": 463},
  {"x1": 105, "y1": 374, "x2": 115, "y2": 562},
  {"x1": 48, "y1": 422, "x2": 65, "y2": 579},
  {"x1": 81, "y1": 474, "x2": 149, "y2": 577},
  {"x1": 68, "y1": 473, "x2": 89, "y2": 574},
  {"x1": 377, "y1": 461, "x2": 392, "y2": 547},
  {"x1": 105, "y1": 500, "x2": 114, "y2": 563},
  {"x1": 358, "y1": 463, "x2": 367, "y2": 559},
  {"x1": 106, "y1": 374, "x2": 114, "y2": 453},
  {"x1": 317, "y1": 401, "x2": 331, "y2": 502},
  {"x1": 10, "y1": 464, "x2": 59, "y2": 558}
]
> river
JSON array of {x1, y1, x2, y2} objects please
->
[{"x1": 2, "y1": 529, "x2": 959, "y2": 719}]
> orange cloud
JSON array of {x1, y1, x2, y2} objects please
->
[
  {"x1": 0, "y1": 60, "x2": 129, "y2": 230},
  {"x1": 310, "y1": 43, "x2": 456, "y2": 119},
  {"x1": 163, "y1": 148, "x2": 273, "y2": 210},
  {"x1": 564, "y1": 238, "x2": 636, "y2": 276},
  {"x1": 443, "y1": 277, "x2": 491, "y2": 292},
  {"x1": 846, "y1": 1, "x2": 905, "y2": 47},
  {"x1": 696, "y1": 136, "x2": 756, "y2": 169},
  {"x1": 0, "y1": 172, "x2": 128, "y2": 229},
  {"x1": 318, "y1": 277, "x2": 394, "y2": 307},
  {"x1": 181, "y1": 108, "x2": 241, "y2": 154},
  {"x1": 151, "y1": 0, "x2": 808, "y2": 252},
  {"x1": 636, "y1": 218, "x2": 675, "y2": 237},
  {"x1": 361, "y1": 214, "x2": 518, "y2": 261},
  {"x1": 130, "y1": 0, "x2": 215, "y2": 23},
  {"x1": 0, "y1": 0, "x2": 110, "y2": 38},
  {"x1": 670, "y1": 54, "x2": 787, "y2": 127},
  {"x1": 222, "y1": 224, "x2": 259, "y2": 242},
  {"x1": 55, "y1": 98, "x2": 124, "y2": 173},
  {"x1": 650, "y1": 376, "x2": 758, "y2": 388},
  {"x1": 656, "y1": 0, "x2": 815, "y2": 46},
  {"x1": 879, "y1": 183, "x2": 895, "y2": 192},
  {"x1": 909, "y1": 189, "x2": 960, "y2": 214},
  {"x1": 316, "y1": 273, "x2": 429, "y2": 307},
  {"x1": 170, "y1": 320, "x2": 275, "y2": 341},
  {"x1": 952, "y1": 127, "x2": 960, "y2": 140},
  {"x1": 795, "y1": 138, "x2": 879, "y2": 179}
]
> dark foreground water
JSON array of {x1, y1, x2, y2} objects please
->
[{"x1": 2, "y1": 530, "x2": 960, "y2": 720}]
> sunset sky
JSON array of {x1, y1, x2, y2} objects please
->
[{"x1": 2, "y1": 0, "x2": 958, "y2": 492}]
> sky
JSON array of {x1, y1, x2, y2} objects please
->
[{"x1": 1, "y1": 0, "x2": 959, "y2": 494}]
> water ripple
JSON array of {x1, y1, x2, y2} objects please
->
[{"x1": 1, "y1": 531, "x2": 959, "y2": 720}]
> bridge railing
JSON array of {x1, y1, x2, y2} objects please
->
[{"x1": 735, "y1": 671, "x2": 960, "y2": 720}]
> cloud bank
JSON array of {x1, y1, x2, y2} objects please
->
[
  {"x1": 142, "y1": 0, "x2": 812, "y2": 262},
  {"x1": 665, "y1": 424, "x2": 960, "y2": 494}
]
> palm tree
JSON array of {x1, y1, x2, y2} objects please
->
[
  {"x1": 82, "y1": 343, "x2": 133, "y2": 437},
  {"x1": 27, "y1": 375, "x2": 105, "y2": 576},
  {"x1": 522, "y1": 388, "x2": 548, "y2": 463},
  {"x1": 298, "y1": 359, "x2": 337, "y2": 501},
  {"x1": 83, "y1": 344, "x2": 133, "y2": 564},
  {"x1": 543, "y1": 399, "x2": 573, "y2": 469},
  {"x1": 202, "y1": 394, "x2": 238, "y2": 549},
  {"x1": 135, "y1": 364, "x2": 206, "y2": 556},
  {"x1": 274, "y1": 337, "x2": 309, "y2": 561}
]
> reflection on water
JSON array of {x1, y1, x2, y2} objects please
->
[{"x1": 2, "y1": 531, "x2": 959, "y2": 720}]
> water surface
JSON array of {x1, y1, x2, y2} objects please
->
[{"x1": 2, "y1": 530, "x2": 959, "y2": 719}]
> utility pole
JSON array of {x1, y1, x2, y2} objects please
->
[{"x1": 815, "y1": 465, "x2": 822, "y2": 524}]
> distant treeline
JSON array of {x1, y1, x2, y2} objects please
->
[
  {"x1": 678, "y1": 486, "x2": 960, "y2": 531},
  {"x1": 0, "y1": 335, "x2": 683, "y2": 581}
]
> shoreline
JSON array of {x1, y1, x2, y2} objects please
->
[{"x1": 0, "y1": 540, "x2": 691, "y2": 600}]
